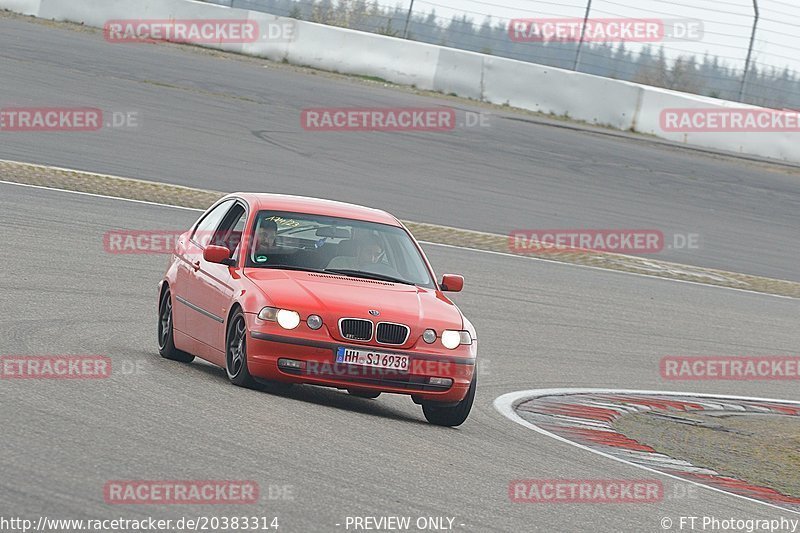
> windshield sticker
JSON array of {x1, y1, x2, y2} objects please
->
[{"x1": 265, "y1": 216, "x2": 301, "y2": 228}]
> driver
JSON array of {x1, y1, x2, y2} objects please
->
[
  {"x1": 253, "y1": 219, "x2": 278, "y2": 259},
  {"x1": 327, "y1": 235, "x2": 394, "y2": 275},
  {"x1": 356, "y1": 236, "x2": 383, "y2": 266}
]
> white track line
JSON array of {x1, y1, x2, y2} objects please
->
[
  {"x1": 419, "y1": 241, "x2": 798, "y2": 300},
  {"x1": 0, "y1": 179, "x2": 203, "y2": 212},
  {"x1": 494, "y1": 388, "x2": 800, "y2": 516},
  {"x1": 1, "y1": 177, "x2": 797, "y2": 300}
]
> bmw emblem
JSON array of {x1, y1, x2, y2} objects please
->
[{"x1": 369, "y1": 310, "x2": 380, "y2": 316}]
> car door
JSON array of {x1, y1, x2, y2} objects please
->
[
  {"x1": 176, "y1": 199, "x2": 234, "y2": 343},
  {"x1": 191, "y1": 200, "x2": 248, "y2": 352}
]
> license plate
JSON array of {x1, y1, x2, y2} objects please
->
[{"x1": 335, "y1": 347, "x2": 409, "y2": 371}]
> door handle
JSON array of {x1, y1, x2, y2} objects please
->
[{"x1": 192, "y1": 261, "x2": 201, "y2": 271}]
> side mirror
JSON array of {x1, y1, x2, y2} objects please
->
[
  {"x1": 204, "y1": 245, "x2": 235, "y2": 266},
  {"x1": 440, "y1": 274, "x2": 464, "y2": 292}
]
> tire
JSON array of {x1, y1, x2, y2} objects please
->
[
  {"x1": 422, "y1": 377, "x2": 476, "y2": 427},
  {"x1": 348, "y1": 389, "x2": 381, "y2": 399},
  {"x1": 226, "y1": 310, "x2": 259, "y2": 389},
  {"x1": 158, "y1": 289, "x2": 194, "y2": 363}
]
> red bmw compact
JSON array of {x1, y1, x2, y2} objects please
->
[{"x1": 157, "y1": 194, "x2": 477, "y2": 426}]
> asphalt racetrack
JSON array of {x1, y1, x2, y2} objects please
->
[
  {"x1": 2, "y1": 10, "x2": 800, "y2": 533},
  {"x1": 2, "y1": 182, "x2": 799, "y2": 531}
]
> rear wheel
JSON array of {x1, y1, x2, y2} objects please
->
[
  {"x1": 226, "y1": 310, "x2": 258, "y2": 389},
  {"x1": 422, "y1": 377, "x2": 476, "y2": 427},
  {"x1": 158, "y1": 289, "x2": 194, "y2": 363},
  {"x1": 348, "y1": 389, "x2": 381, "y2": 399}
]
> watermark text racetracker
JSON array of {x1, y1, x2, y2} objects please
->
[
  {"x1": 303, "y1": 359, "x2": 489, "y2": 379},
  {"x1": 104, "y1": 230, "x2": 185, "y2": 254},
  {"x1": 508, "y1": 18, "x2": 703, "y2": 43},
  {"x1": 104, "y1": 480, "x2": 262, "y2": 505},
  {"x1": 301, "y1": 107, "x2": 490, "y2": 132},
  {"x1": 660, "y1": 108, "x2": 800, "y2": 132},
  {"x1": 511, "y1": 480, "x2": 700, "y2": 504},
  {"x1": 661, "y1": 356, "x2": 800, "y2": 381},
  {"x1": 0, "y1": 108, "x2": 139, "y2": 132},
  {"x1": 0, "y1": 355, "x2": 158, "y2": 379},
  {"x1": 509, "y1": 229, "x2": 700, "y2": 254},
  {"x1": 510, "y1": 479, "x2": 664, "y2": 503},
  {"x1": 104, "y1": 19, "x2": 297, "y2": 44},
  {"x1": 0, "y1": 355, "x2": 111, "y2": 379}
]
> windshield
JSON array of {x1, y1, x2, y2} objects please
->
[{"x1": 246, "y1": 211, "x2": 435, "y2": 288}]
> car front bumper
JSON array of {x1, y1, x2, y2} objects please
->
[{"x1": 246, "y1": 321, "x2": 475, "y2": 404}]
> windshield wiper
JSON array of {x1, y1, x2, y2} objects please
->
[
  {"x1": 323, "y1": 269, "x2": 414, "y2": 285},
  {"x1": 256, "y1": 265, "x2": 325, "y2": 274}
]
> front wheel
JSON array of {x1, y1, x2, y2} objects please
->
[
  {"x1": 226, "y1": 310, "x2": 258, "y2": 389},
  {"x1": 158, "y1": 289, "x2": 194, "y2": 363},
  {"x1": 422, "y1": 377, "x2": 476, "y2": 427}
]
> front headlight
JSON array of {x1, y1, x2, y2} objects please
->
[
  {"x1": 258, "y1": 307, "x2": 301, "y2": 330},
  {"x1": 441, "y1": 329, "x2": 472, "y2": 349},
  {"x1": 276, "y1": 309, "x2": 301, "y2": 330}
]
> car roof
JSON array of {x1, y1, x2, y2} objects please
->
[{"x1": 228, "y1": 193, "x2": 402, "y2": 226}]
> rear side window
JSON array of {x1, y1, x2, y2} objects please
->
[{"x1": 191, "y1": 200, "x2": 234, "y2": 247}]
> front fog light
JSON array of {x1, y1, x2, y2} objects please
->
[
  {"x1": 306, "y1": 314, "x2": 323, "y2": 330},
  {"x1": 441, "y1": 330, "x2": 461, "y2": 349},
  {"x1": 276, "y1": 309, "x2": 301, "y2": 330},
  {"x1": 423, "y1": 329, "x2": 437, "y2": 344},
  {"x1": 278, "y1": 358, "x2": 306, "y2": 370},
  {"x1": 429, "y1": 377, "x2": 453, "y2": 387}
]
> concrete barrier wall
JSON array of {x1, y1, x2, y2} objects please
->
[
  {"x1": 479, "y1": 56, "x2": 644, "y2": 130},
  {"x1": 4, "y1": 0, "x2": 799, "y2": 163},
  {"x1": 635, "y1": 87, "x2": 799, "y2": 162},
  {"x1": 280, "y1": 22, "x2": 441, "y2": 89}
]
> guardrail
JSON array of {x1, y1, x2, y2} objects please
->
[{"x1": 4, "y1": 0, "x2": 799, "y2": 163}]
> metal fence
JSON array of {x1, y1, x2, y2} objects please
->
[{"x1": 199, "y1": 0, "x2": 800, "y2": 109}]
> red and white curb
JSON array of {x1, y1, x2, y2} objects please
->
[{"x1": 495, "y1": 388, "x2": 800, "y2": 514}]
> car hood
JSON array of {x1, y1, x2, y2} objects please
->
[{"x1": 243, "y1": 268, "x2": 463, "y2": 331}]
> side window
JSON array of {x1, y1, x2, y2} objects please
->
[
  {"x1": 191, "y1": 200, "x2": 234, "y2": 247},
  {"x1": 229, "y1": 213, "x2": 247, "y2": 254},
  {"x1": 212, "y1": 203, "x2": 247, "y2": 253}
]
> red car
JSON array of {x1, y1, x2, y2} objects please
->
[{"x1": 157, "y1": 193, "x2": 477, "y2": 426}]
